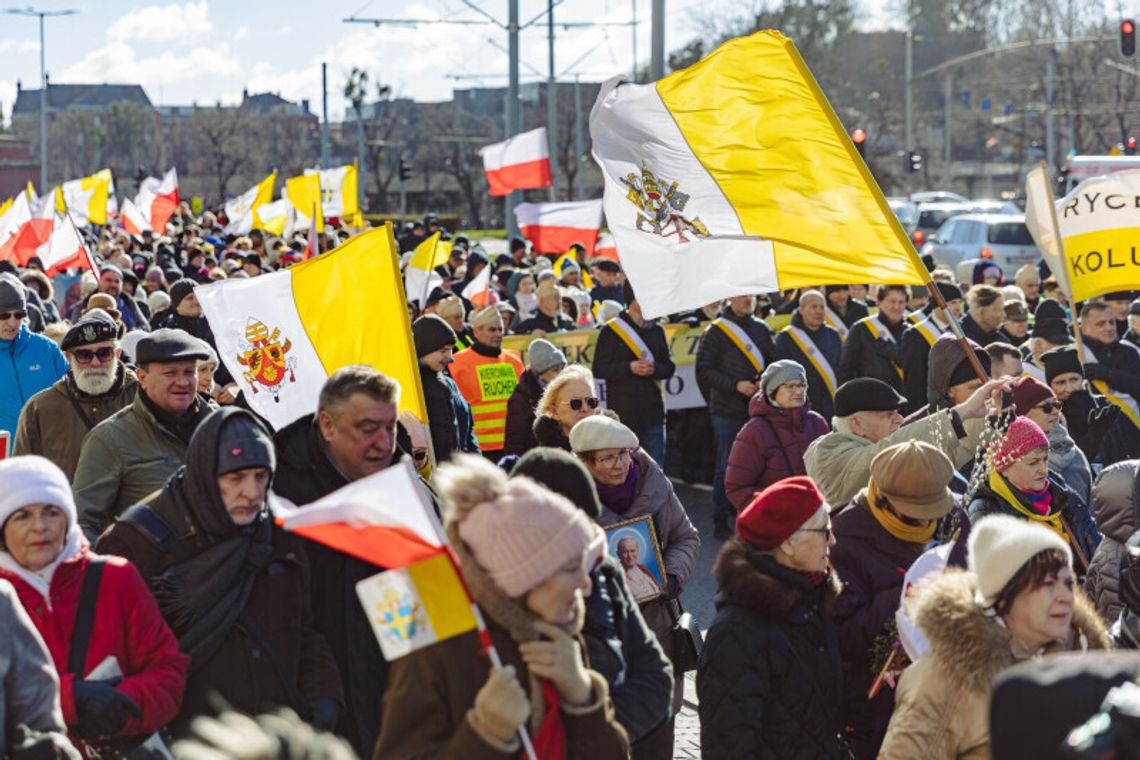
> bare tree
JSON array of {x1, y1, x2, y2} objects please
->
[
  {"x1": 185, "y1": 104, "x2": 256, "y2": 201},
  {"x1": 344, "y1": 68, "x2": 403, "y2": 212}
]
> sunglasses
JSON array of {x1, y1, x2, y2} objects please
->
[
  {"x1": 564, "y1": 396, "x2": 600, "y2": 411},
  {"x1": 72, "y1": 346, "x2": 116, "y2": 364},
  {"x1": 0, "y1": 310, "x2": 27, "y2": 322},
  {"x1": 1035, "y1": 400, "x2": 1063, "y2": 413}
]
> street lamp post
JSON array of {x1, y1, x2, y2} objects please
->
[{"x1": 3, "y1": 6, "x2": 78, "y2": 191}]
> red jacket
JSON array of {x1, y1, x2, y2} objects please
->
[{"x1": 0, "y1": 549, "x2": 189, "y2": 745}]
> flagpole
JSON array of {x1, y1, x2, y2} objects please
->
[
  {"x1": 62, "y1": 208, "x2": 98, "y2": 273},
  {"x1": 1033, "y1": 160, "x2": 1088, "y2": 367}
]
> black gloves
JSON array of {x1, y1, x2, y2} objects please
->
[
  {"x1": 306, "y1": 698, "x2": 340, "y2": 732},
  {"x1": 1088, "y1": 402, "x2": 1121, "y2": 437},
  {"x1": 72, "y1": 678, "x2": 141, "y2": 739},
  {"x1": 1084, "y1": 364, "x2": 1113, "y2": 383}
]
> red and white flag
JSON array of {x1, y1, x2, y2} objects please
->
[
  {"x1": 39, "y1": 214, "x2": 97, "y2": 275},
  {"x1": 461, "y1": 264, "x2": 497, "y2": 307},
  {"x1": 0, "y1": 193, "x2": 55, "y2": 265},
  {"x1": 135, "y1": 168, "x2": 179, "y2": 233},
  {"x1": 594, "y1": 232, "x2": 619, "y2": 262},
  {"x1": 480, "y1": 127, "x2": 553, "y2": 196},
  {"x1": 120, "y1": 198, "x2": 152, "y2": 236},
  {"x1": 515, "y1": 199, "x2": 603, "y2": 256}
]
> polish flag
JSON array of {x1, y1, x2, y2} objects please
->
[
  {"x1": 515, "y1": 199, "x2": 603, "y2": 256},
  {"x1": 594, "y1": 232, "x2": 619, "y2": 262},
  {"x1": 120, "y1": 198, "x2": 152, "y2": 237},
  {"x1": 39, "y1": 214, "x2": 97, "y2": 275},
  {"x1": 135, "y1": 168, "x2": 179, "y2": 233},
  {"x1": 0, "y1": 193, "x2": 55, "y2": 265},
  {"x1": 461, "y1": 264, "x2": 497, "y2": 307},
  {"x1": 481, "y1": 127, "x2": 553, "y2": 196}
]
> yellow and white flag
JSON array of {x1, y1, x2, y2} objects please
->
[
  {"x1": 589, "y1": 30, "x2": 927, "y2": 319},
  {"x1": 305, "y1": 164, "x2": 359, "y2": 222},
  {"x1": 225, "y1": 172, "x2": 277, "y2": 234},
  {"x1": 56, "y1": 171, "x2": 111, "y2": 226},
  {"x1": 195, "y1": 225, "x2": 424, "y2": 430},
  {"x1": 286, "y1": 173, "x2": 324, "y2": 233},
  {"x1": 1025, "y1": 165, "x2": 1140, "y2": 303}
]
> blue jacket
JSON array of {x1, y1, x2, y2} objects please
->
[{"x1": 0, "y1": 325, "x2": 68, "y2": 440}]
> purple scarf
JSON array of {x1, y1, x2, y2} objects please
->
[
  {"x1": 596, "y1": 456, "x2": 639, "y2": 515},
  {"x1": 1014, "y1": 482, "x2": 1054, "y2": 516}
]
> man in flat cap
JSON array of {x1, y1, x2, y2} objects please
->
[
  {"x1": 73, "y1": 328, "x2": 217, "y2": 540},
  {"x1": 448, "y1": 305, "x2": 524, "y2": 461},
  {"x1": 13, "y1": 309, "x2": 137, "y2": 479}
]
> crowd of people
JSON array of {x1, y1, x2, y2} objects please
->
[{"x1": 2, "y1": 204, "x2": 1140, "y2": 759}]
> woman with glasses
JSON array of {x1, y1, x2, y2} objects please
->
[
  {"x1": 698, "y1": 476, "x2": 850, "y2": 758},
  {"x1": 724, "y1": 360, "x2": 829, "y2": 512},
  {"x1": 534, "y1": 365, "x2": 601, "y2": 450},
  {"x1": 569, "y1": 415, "x2": 699, "y2": 758},
  {"x1": 830, "y1": 441, "x2": 966, "y2": 760},
  {"x1": 1011, "y1": 375, "x2": 1092, "y2": 509},
  {"x1": 0, "y1": 273, "x2": 67, "y2": 449}
]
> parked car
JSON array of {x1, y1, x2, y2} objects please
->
[
  {"x1": 888, "y1": 198, "x2": 918, "y2": 229},
  {"x1": 908, "y1": 201, "x2": 975, "y2": 248},
  {"x1": 920, "y1": 213, "x2": 1041, "y2": 280}
]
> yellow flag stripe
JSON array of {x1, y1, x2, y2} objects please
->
[{"x1": 406, "y1": 553, "x2": 476, "y2": 641}]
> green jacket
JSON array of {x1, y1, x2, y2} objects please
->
[{"x1": 73, "y1": 392, "x2": 215, "y2": 541}]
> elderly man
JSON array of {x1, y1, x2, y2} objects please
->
[
  {"x1": 960, "y1": 284, "x2": 1004, "y2": 347},
  {"x1": 0, "y1": 274, "x2": 67, "y2": 444},
  {"x1": 775, "y1": 289, "x2": 842, "y2": 420},
  {"x1": 804, "y1": 376, "x2": 1000, "y2": 508},
  {"x1": 901, "y1": 281, "x2": 964, "y2": 412},
  {"x1": 1079, "y1": 300, "x2": 1140, "y2": 434},
  {"x1": 448, "y1": 305, "x2": 525, "y2": 460},
  {"x1": 999, "y1": 300, "x2": 1030, "y2": 346},
  {"x1": 1014, "y1": 264, "x2": 1042, "y2": 311},
  {"x1": 91, "y1": 264, "x2": 150, "y2": 330},
  {"x1": 514, "y1": 280, "x2": 576, "y2": 334},
  {"x1": 13, "y1": 310, "x2": 137, "y2": 479},
  {"x1": 73, "y1": 328, "x2": 216, "y2": 540},
  {"x1": 1022, "y1": 317, "x2": 1070, "y2": 382}
]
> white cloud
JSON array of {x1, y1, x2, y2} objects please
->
[
  {"x1": 59, "y1": 40, "x2": 240, "y2": 91},
  {"x1": 107, "y1": 0, "x2": 212, "y2": 43},
  {"x1": 0, "y1": 80, "x2": 17, "y2": 122},
  {"x1": 234, "y1": 25, "x2": 248, "y2": 41},
  {"x1": 277, "y1": 24, "x2": 293, "y2": 35},
  {"x1": 0, "y1": 40, "x2": 40, "y2": 55}
]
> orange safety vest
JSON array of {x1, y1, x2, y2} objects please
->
[{"x1": 448, "y1": 346, "x2": 524, "y2": 452}]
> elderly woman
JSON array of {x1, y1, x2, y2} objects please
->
[
  {"x1": 376, "y1": 454, "x2": 629, "y2": 759},
  {"x1": 879, "y1": 515, "x2": 1111, "y2": 758},
  {"x1": 533, "y1": 364, "x2": 600, "y2": 450},
  {"x1": 724, "y1": 359, "x2": 829, "y2": 511},
  {"x1": 569, "y1": 415, "x2": 700, "y2": 756},
  {"x1": 698, "y1": 476, "x2": 848, "y2": 757},
  {"x1": 967, "y1": 416, "x2": 1100, "y2": 566},
  {"x1": 0, "y1": 456, "x2": 188, "y2": 756}
]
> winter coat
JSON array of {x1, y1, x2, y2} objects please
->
[
  {"x1": 583, "y1": 556, "x2": 673, "y2": 745},
  {"x1": 419, "y1": 361, "x2": 479, "y2": 463},
  {"x1": 960, "y1": 313, "x2": 999, "y2": 348},
  {"x1": 514, "y1": 311, "x2": 577, "y2": 334},
  {"x1": 804, "y1": 408, "x2": 982, "y2": 509},
  {"x1": 94, "y1": 494, "x2": 343, "y2": 735},
  {"x1": 533, "y1": 413, "x2": 572, "y2": 451},
  {"x1": 695, "y1": 307, "x2": 776, "y2": 420},
  {"x1": 774, "y1": 315, "x2": 843, "y2": 420},
  {"x1": 592, "y1": 313, "x2": 675, "y2": 430},
  {"x1": 901, "y1": 316, "x2": 951, "y2": 413},
  {"x1": 0, "y1": 323, "x2": 68, "y2": 439},
  {"x1": 724, "y1": 393, "x2": 829, "y2": 511},
  {"x1": 595, "y1": 448, "x2": 700, "y2": 714},
  {"x1": 830, "y1": 495, "x2": 970, "y2": 759},
  {"x1": 502, "y1": 368, "x2": 544, "y2": 457},
  {"x1": 879, "y1": 569, "x2": 1110, "y2": 760},
  {"x1": 0, "y1": 579, "x2": 73, "y2": 753},
  {"x1": 13, "y1": 363, "x2": 138, "y2": 480},
  {"x1": 1085, "y1": 460, "x2": 1140, "y2": 621},
  {"x1": 697, "y1": 539, "x2": 847, "y2": 759},
  {"x1": 1083, "y1": 335, "x2": 1140, "y2": 399},
  {"x1": 966, "y1": 472, "x2": 1101, "y2": 568},
  {"x1": 827, "y1": 298, "x2": 869, "y2": 329},
  {"x1": 73, "y1": 393, "x2": 215, "y2": 542},
  {"x1": 0, "y1": 549, "x2": 189, "y2": 753},
  {"x1": 1063, "y1": 388, "x2": 1140, "y2": 466},
  {"x1": 374, "y1": 514, "x2": 630, "y2": 760},
  {"x1": 838, "y1": 314, "x2": 906, "y2": 396}
]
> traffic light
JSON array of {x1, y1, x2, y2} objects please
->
[
  {"x1": 1123, "y1": 19, "x2": 1135, "y2": 57},
  {"x1": 851, "y1": 128, "x2": 866, "y2": 158},
  {"x1": 398, "y1": 157, "x2": 411, "y2": 182},
  {"x1": 907, "y1": 151, "x2": 923, "y2": 174},
  {"x1": 1128, "y1": 136, "x2": 1137, "y2": 155}
]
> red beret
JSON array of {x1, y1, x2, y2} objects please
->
[
  {"x1": 737, "y1": 476, "x2": 825, "y2": 550},
  {"x1": 1011, "y1": 375, "x2": 1055, "y2": 416}
]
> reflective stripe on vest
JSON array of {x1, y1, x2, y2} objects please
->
[
  {"x1": 712, "y1": 318, "x2": 765, "y2": 374},
  {"x1": 451, "y1": 351, "x2": 520, "y2": 451}
]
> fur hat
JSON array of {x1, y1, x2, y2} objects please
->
[{"x1": 968, "y1": 514, "x2": 1071, "y2": 606}]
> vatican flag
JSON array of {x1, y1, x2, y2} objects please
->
[
  {"x1": 57, "y1": 171, "x2": 111, "y2": 226},
  {"x1": 286, "y1": 173, "x2": 324, "y2": 233},
  {"x1": 225, "y1": 172, "x2": 277, "y2": 234},
  {"x1": 590, "y1": 30, "x2": 928, "y2": 319},
  {"x1": 195, "y1": 224, "x2": 424, "y2": 430},
  {"x1": 306, "y1": 163, "x2": 359, "y2": 222}
]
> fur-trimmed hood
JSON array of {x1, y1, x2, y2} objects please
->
[
  {"x1": 533, "y1": 413, "x2": 571, "y2": 451},
  {"x1": 19, "y1": 268, "x2": 53, "y2": 301},
  {"x1": 911, "y1": 568, "x2": 1110, "y2": 693},
  {"x1": 713, "y1": 537, "x2": 841, "y2": 619}
]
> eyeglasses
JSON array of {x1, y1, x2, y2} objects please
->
[
  {"x1": 1034, "y1": 400, "x2": 1063, "y2": 413},
  {"x1": 593, "y1": 449, "x2": 632, "y2": 468},
  {"x1": 781, "y1": 381, "x2": 807, "y2": 391},
  {"x1": 71, "y1": 346, "x2": 115, "y2": 364},
  {"x1": 797, "y1": 526, "x2": 833, "y2": 538},
  {"x1": 0, "y1": 310, "x2": 27, "y2": 322},
  {"x1": 564, "y1": 396, "x2": 599, "y2": 411}
]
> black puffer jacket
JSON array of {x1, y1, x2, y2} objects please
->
[
  {"x1": 698, "y1": 539, "x2": 848, "y2": 759},
  {"x1": 695, "y1": 307, "x2": 775, "y2": 420},
  {"x1": 592, "y1": 312, "x2": 675, "y2": 430},
  {"x1": 502, "y1": 367, "x2": 544, "y2": 457}
]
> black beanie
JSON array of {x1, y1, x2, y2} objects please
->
[
  {"x1": 169, "y1": 279, "x2": 197, "y2": 310},
  {"x1": 412, "y1": 314, "x2": 456, "y2": 357},
  {"x1": 1043, "y1": 346, "x2": 1084, "y2": 384},
  {"x1": 215, "y1": 414, "x2": 276, "y2": 476},
  {"x1": 1035, "y1": 298, "x2": 1067, "y2": 322},
  {"x1": 622, "y1": 278, "x2": 636, "y2": 305},
  {"x1": 935, "y1": 281, "x2": 963, "y2": 303},
  {"x1": 511, "y1": 448, "x2": 602, "y2": 519},
  {"x1": 948, "y1": 349, "x2": 991, "y2": 388}
]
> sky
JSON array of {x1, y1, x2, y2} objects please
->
[{"x1": 0, "y1": 0, "x2": 905, "y2": 123}]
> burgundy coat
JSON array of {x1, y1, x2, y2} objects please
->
[{"x1": 724, "y1": 393, "x2": 829, "y2": 511}]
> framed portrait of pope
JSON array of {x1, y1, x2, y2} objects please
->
[{"x1": 604, "y1": 516, "x2": 667, "y2": 603}]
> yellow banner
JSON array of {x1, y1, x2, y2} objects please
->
[{"x1": 1062, "y1": 227, "x2": 1140, "y2": 302}]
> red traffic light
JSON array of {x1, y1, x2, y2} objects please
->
[
  {"x1": 1124, "y1": 20, "x2": 1135, "y2": 34},
  {"x1": 1124, "y1": 20, "x2": 1136, "y2": 56},
  {"x1": 851, "y1": 128, "x2": 866, "y2": 144}
]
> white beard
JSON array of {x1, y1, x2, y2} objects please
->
[{"x1": 73, "y1": 366, "x2": 117, "y2": 396}]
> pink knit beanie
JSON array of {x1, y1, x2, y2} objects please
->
[
  {"x1": 990, "y1": 417, "x2": 1050, "y2": 473},
  {"x1": 439, "y1": 454, "x2": 604, "y2": 598}
]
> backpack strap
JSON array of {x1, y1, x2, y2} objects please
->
[
  {"x1": 119, "y1": 503, "x2": 193, "y2": 563},
  {"x1": 68, "y1": 558, "x2": 106, "y2": 677}
]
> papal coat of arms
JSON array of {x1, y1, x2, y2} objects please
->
[
  {"x1": 236, "y1": 318, "x2": 296, "y2": 402},
  {"x1": 621, "y1": 165, "x2": 710, "y2": 242}
]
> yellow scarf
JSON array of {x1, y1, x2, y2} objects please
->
[
  {"x1": 865, "y1": 479, "x2": 937, "y2": 544},
  {"x1": 986, "y1": 470, "x2": 1070, "y2": 544}
]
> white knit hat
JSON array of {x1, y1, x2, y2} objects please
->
[
  {"x1": 569, "y1": 415, "x2": 639, "y2": 454},
  {"x1": 968, "y1": 514, "x2": 1072, "y2": 605},
  {"x1": 0, "y1": 455, "x2": 78, "y2": 531}
]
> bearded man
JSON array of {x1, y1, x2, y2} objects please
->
[{"x1": 13, "y1": 309, "x2": 138, "y2": 478}]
